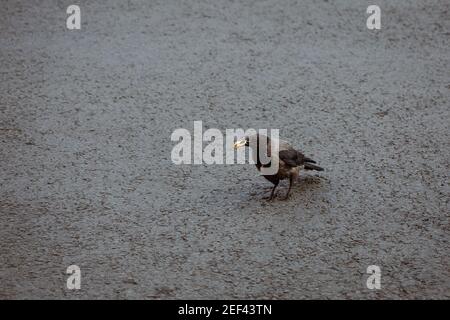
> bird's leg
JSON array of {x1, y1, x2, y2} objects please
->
[
  {"x1": 282, "y1": 175, "x2": 294, "y2": 200},
  {"x1": 263, "y1": 181, "x2": 279, "y2": 201}
]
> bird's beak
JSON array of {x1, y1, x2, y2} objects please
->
[{"x1": 234, "y1": 139, "x2": 246, "y2": 149}]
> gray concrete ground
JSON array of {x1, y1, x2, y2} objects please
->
[{"x1": 0, "y1": 0, "x2": 449, "y2": 299}]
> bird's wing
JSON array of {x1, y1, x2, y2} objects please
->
[{"x1": 279, "y1": 149, "x2": 304, "y2": 167}]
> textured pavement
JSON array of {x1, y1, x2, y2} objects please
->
[{"x1": 0, "y1": 0, "x2": 449, "y2": 299}]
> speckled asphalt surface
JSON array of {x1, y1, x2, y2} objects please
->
[{"x1": 1, "y1": 0, "x2": 449, "y2": 299}]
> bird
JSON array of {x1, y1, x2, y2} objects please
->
[{"x1": 234, "y1": 133, "x2": 323, "y2": 200}]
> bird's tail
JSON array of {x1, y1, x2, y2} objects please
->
[{"x1": 304, "y1": 163, "x2": 324, "y2": 171}]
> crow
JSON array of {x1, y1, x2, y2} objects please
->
[{"x1": 234, "y1": 134, "x2": 323, "y2": 200}]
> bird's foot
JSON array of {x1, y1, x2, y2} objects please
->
[
  {"x1": 262, "y1": 194, "x2": 275, "y2": 201},
  {"x1": 280, "y1": 189, "x2": 291, "y2": 201}
]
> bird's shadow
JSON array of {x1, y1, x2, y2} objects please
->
[{"x1": 248, "y1": 174, "x2": 328, "y2": 202}]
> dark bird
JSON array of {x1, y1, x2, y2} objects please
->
[{"x1": 234, "y1": 134, "x2": 324, "y2": 200}]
